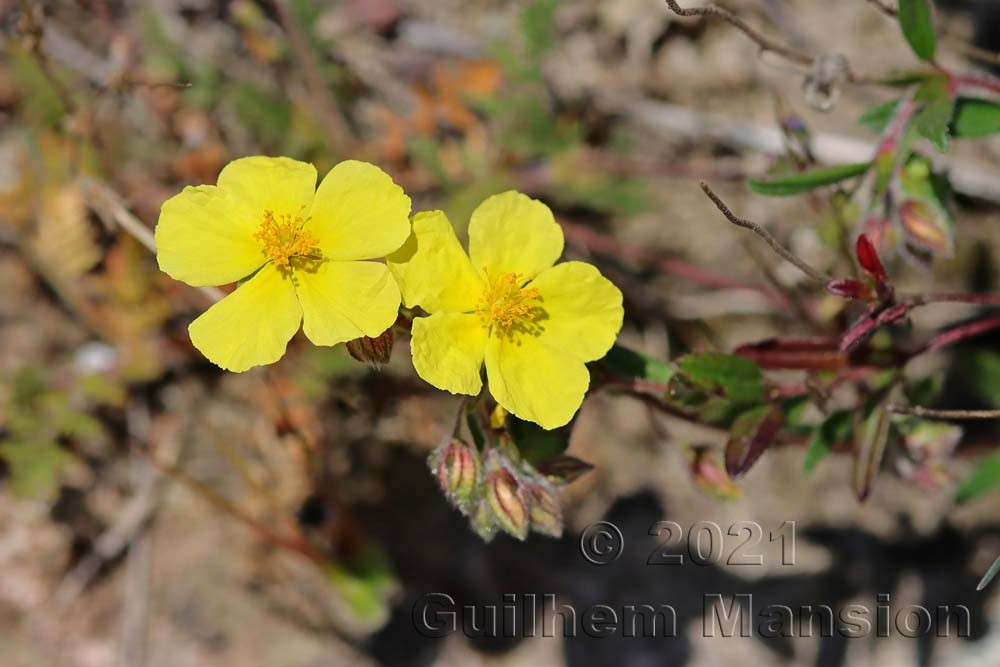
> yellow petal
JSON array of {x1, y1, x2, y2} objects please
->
[
  {"x1": 468, "y1": 191, "x2": 563, "y2": 279},
  {"x1": 530, "y1": 261, "x2": 623, "y2": 361},
  {"x1": 155, "y1": 185, "x2": 265, "y2": 286},
  {"x1": 307, "y1": 160, "x2": 412, "y2": 261},
  {"x1": 387, "y1": 211, "x2": 483, "y2": 313},
  {"x1": 188, "y1": 264, "x2": 301, "y2": 372},
  {"x1": 411, "y1": 312, "x2": 488, "y2": 395},
  {"x1": 485, "y1": 335, "x2": 589, "y2": 430},
  {"x1": 295, "y1": 259, "x2": 401, "y2": 346},
  {"x1": 216, "y1": 156, "x2": 318, "y2": 222}
]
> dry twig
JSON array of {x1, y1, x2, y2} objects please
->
[
  {"x1": 699, "y1": 181, "x2": 833, "y2": 283},
  {"x1": 888, "y1": 405, "x2": 1000, "y2": 420},
  {"x1": 664, "y1": 0, "x2": 812, "y2": 66}
]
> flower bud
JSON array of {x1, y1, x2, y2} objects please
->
[
  {"x1": 485, "y1": 467, "x2": 529, "y2": 540},
  {"x1": 346, "y1": 328, "x2": 394, "y2": 366},
  {"x1": 430, "y1": 439, "x2": 481, "y2": 515},
  {"x1": 524, "y1": 480, "x2": 563, "y2": 537},
  {"x1": 826, "y1": 278, "x2": 871, "y2": 301},
  {"x1": 687, "y1": 445, "x2": 742, "y2": 501},
  {"x1": 470, "y1": 499, "x2": 499, "y2": 543}
]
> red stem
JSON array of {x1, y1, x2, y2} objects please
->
[
  {"x1": 952, "y1": 73, "x2": 1000, "y2": 98},
  {"x1": 907, "y1": 315, "x2": 1000, "y2": 361}
]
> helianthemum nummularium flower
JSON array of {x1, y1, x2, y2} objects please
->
[
  {"x1": 155, "y1": 156, "x2": 410, "y2": 372},
  {"x1": 388, "y1": 191, "x2": 624, "y2": 429}
]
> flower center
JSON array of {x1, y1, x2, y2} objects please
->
[
  {"x1": 254, "y1": 209, "x2": 319, "y2": 271},
  {"x1": 476, "y1": 270, "x2": 541, "y2": 329}
]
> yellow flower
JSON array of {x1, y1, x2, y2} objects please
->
[
  {"x1": 388, "y1": 191, "x2": 623, "y2": 429},
  {"x1": 155, "y1": 156, "x2": 411, "y2": 372}
]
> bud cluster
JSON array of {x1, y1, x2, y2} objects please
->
[{"x1": 428, "y1": 438, "x2": 565, "y2": 542}]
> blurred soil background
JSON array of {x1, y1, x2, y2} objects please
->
[{"x1": 1, "y1": 1, "x2": 1000, "y2": 666}]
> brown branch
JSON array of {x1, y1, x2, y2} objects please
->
[
  {"x1": 699, "y1": 181, "x2": 834, "y2": 283},
  {"x1": 888, "y1": 405, "x2": 1000, "y2": 420},
  {"x1": 664, "y1": 0, "x2": 813, "y2": 66},
  {"x1": 946, "y1": 36, "x2": 1000, "y2": 66}
]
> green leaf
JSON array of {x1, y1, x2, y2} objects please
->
[
  {"x1": 898, "y1": 0, "x2": 937, "y2": 61},
  {"x1": 781, "y1": 396, "x2": 811, "y2": 430},
  {"x1": 601, "y1": 344, "x2": 674, "y2": 385},
  {"x1": 905, "y1": 375, "x2": 942, "y2": 407},
  {"x1": 913, "y1": 79, "x2": 955, "y2": 152},
  {"x1": 951, "y1": 98, "x2": 1000, "y2": 137},
  {"x1": 325, "y1": 544, "x2": 398, "y2": 627},
  {"x1": 804, "y1": 410, "x2": 853, "y2": 473},
  {"x1": 508, "y1": 415, "x2": 570, "y2": 464},
  {"x1": 0, "y1": 440, "x2": 70, "y2": 499},
  {"x1": 748, "y1": 162, "x2": 872, "y2": 196},
  {"x1": 955, "y1": 451, "x2": 1000, "y2": 504},
  {"x1": 678, "y1": 353, "x2": 764, "y2": 405},
  {"x1": 961, "y1": 350, "x2": 1000, "y2": 408},
  {"x1": 859, "y1": 100, "x2": 899, "y2": 134},
  {"x1": 853, "y1": 395, "x2": 893, "y2": 502},
  {"x1": 875, "y1": 69, "x2": 940, "y2": 87},
  {"x1": 521, "y1": 0, "x2": 559, "y2": 60}
]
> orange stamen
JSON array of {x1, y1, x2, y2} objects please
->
[
  {"x1": 476, "y1": 270, "x2": 540, "y2": 329},
  {"x1": 254, "y1": 209, "x2": 319, "y2": 271}
]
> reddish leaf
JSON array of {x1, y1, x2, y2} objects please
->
[
  {"x1": 735, "y1": 337, "x2": 846, "y2": 371},
  {"x1": 856, "y1": 234, "x2": 887, "y2": 283},
  {"x1": 826, "y1": 279, "x2": 872, "y2": 301},
  {"x1": 725, "y1": 405, "x2": 783, "y2": 478}
]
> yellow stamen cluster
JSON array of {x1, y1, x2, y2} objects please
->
[
  {"x1": 477, "y1": 271, "x2": 540, "y2": 329},
  {"x1": 254, "y1": 209, "x2": 319, "y2": 271}
]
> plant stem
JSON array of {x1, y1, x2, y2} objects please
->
[
  {"x1": 700, "y1": 181, "x2": 834, "y2": 283},
  {"x1": 888, "y1": 405, "x2": 1000, "y2": 420}
]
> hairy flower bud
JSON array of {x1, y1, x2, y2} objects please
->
[
  {"x1": 430, "y1": 439, "x2": 481, "y2": 515},
  {"x1": 470, "y1": 498, "x2": 499, "y2": 542},
  {"x1": 346, "y1": 328, "x2": 394, "y2": 366},
  {"x1": 485, "y1": 466, "x2": 529, "y2": 540},
  {"x1": 524, "y1": 480, "x2": 563, "y2": 537}
]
